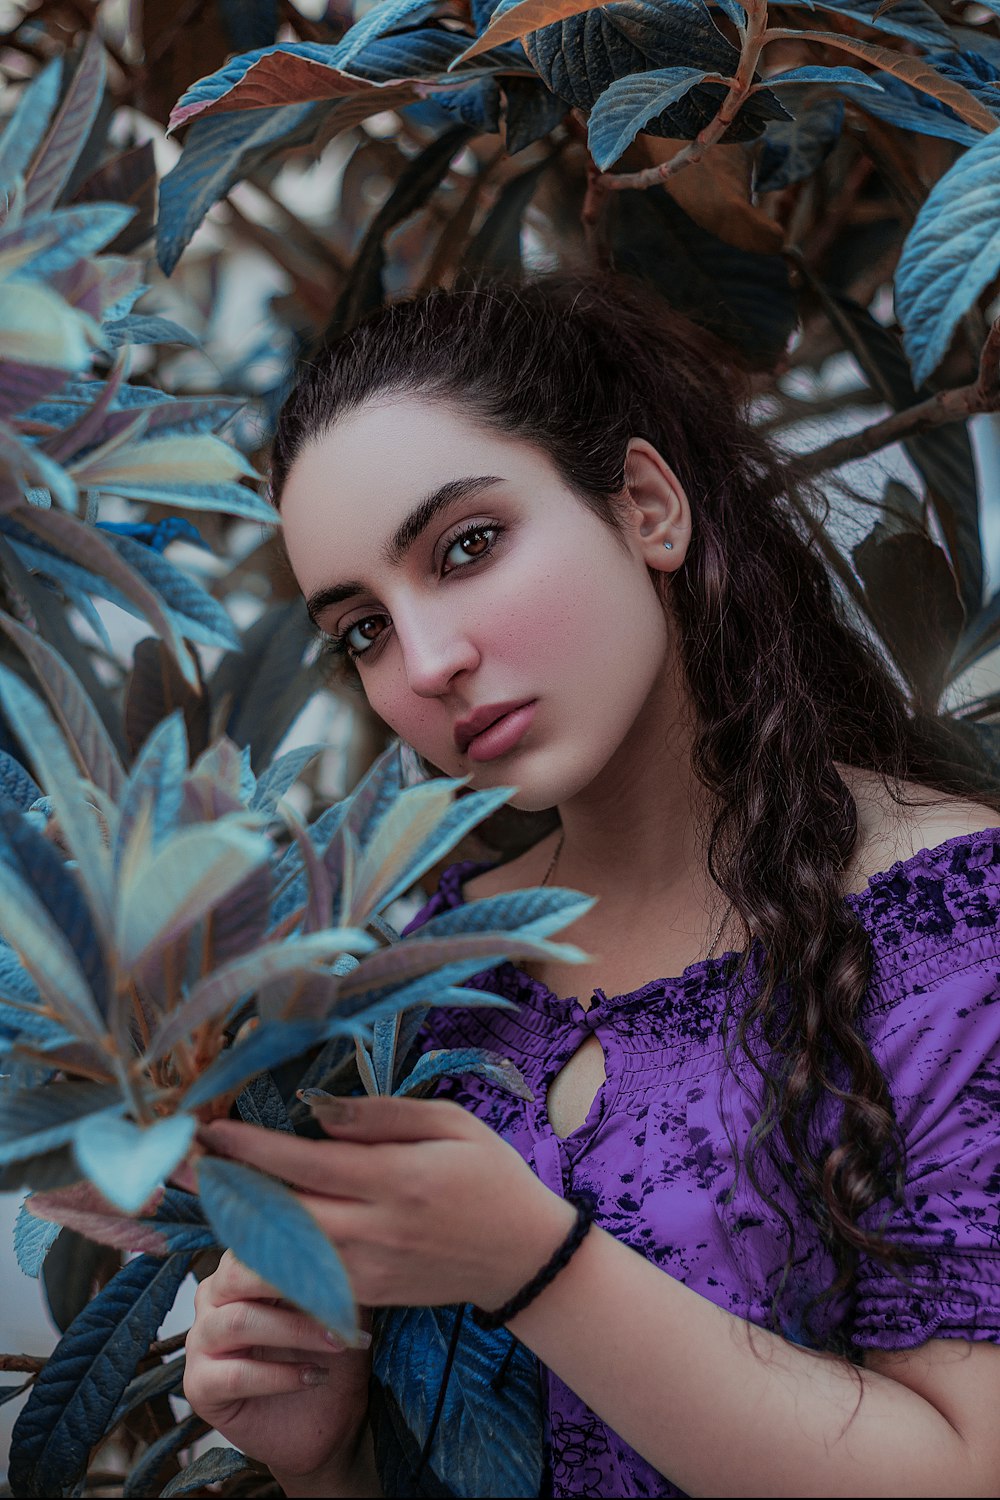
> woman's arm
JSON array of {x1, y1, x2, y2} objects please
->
[
  {"x1": 198, "y1": 1102, "x2": 1000, "y2": 1499},
  {"x1": 508, "y1": 1224, "x2": 1000, "y2": 1498}
]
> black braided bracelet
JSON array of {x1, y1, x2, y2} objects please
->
[{"x1": 471, "y1": 1191, "x2": 598, "y2": 1332}]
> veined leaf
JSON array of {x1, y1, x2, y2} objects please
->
[
  {"x1": 762, "y1": 29, "x2": 999, "y2": 133},
  {"x1": 73, "y1": 1113, "x2": 197, "y2": 1214},
  {"x1": 114, "y1": 712, "x2": 188, "y2": 876},
  {"x1": 142, "y1": 928, "x2": 377, "y2": 1063},
  {"x1": 25, "y1": 1181, "x2": 216, "y2": 1258},
  {"x1": 8, "y1": 1252, "x2": 191, "y2": 1498},
  {"x1": 108, "y1": 1352, "x2": 187, "y2": 1432},
  {"x1": 0, "y1": 1081, "x2": 120, "y2": 1167},
  {"x1": 236, "y1": 1071, "x2": 294, "y2": 1132},
  {"x1": 98, "y1": 530, "x2": 240, "y2": 650},
  {"x1": 895, "y1": 122, "x2": 1000, "y2": 386},
  {"x1": 370, "y1": 1012, "x2": 402, "y2": 1094},
  {"x1": 122, "y1": 1413, "x2": 206, "y2": 1498},
  {"x1": 14, "y1": 1197, "x2": 61, "y2": 1276},
  {"x1": 159, "y1": 1447, "x2": 258, "y2": 1497},
  {"x1": 1, "y1": 205, "x2": 134, "y2": 282},
  {"x1": 0, "y1": 747, "x2": 41, "y2": 809},
  {"x1": 0, "y1": 58, "x2": 62, "y2": 196},
  {"x1": 0, "y1": 665, "x2": 113, "y2": 932},
  {"x1": 457, "y1": 0, "x2": 622, "y2": 60},
  {"x1": 587, "y1": 67, "x2": 716, "y2": 169},
  {"x1": 23, "y1": 34, "x2": 108, "y2": 217},
  {"x1": 337, "y1": 928, "x2": 589, "y2": 998},
  {"x1": 0, "y1": 613, "x2": 124, "y2": 798},
  {"x1": 0, "y1": 281, "x2": 97, "y2": 370},
  {"x1": 396, "y1": 1046, "x2": 533, "y2": 1100},
  {"x1": 197, "y1": 1156, "x2": 356, "y2": 1338},
  {"x1": 250, "y1": 743, "x2": 325, "y2": 816},
  {"x1": 181, "y1": 1018, "x2": 336, "y2": 1108},
  {"x1": 117, "y1": 819, "x2": 272, "y2": 970}
]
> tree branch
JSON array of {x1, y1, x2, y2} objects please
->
[
  {"x1": 790, "y1": 317, "x2": 1000, "y2": 478},
  {"x1": 596, "y1": 0, "x2": 768, "y2": 191}
]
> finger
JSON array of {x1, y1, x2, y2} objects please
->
[
  {"x1": 200, "y1": 1300, "x2": 366, "y2": 1359},
  {"x1": 197, "y1": 1122, "x2": 374, "y2": 1200},
  {"x1": 205, "y1": 1250, "x2": 287, "y2": 1306},
  {"x1": 304, "y1": 1094, "x2": 476, "y2": 1143},
  {"x1": 190, "y1": 1356, "x2": 332, "y2": 1408}
]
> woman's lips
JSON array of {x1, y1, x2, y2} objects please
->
[{"x1": 466, "y1": 701, "x2": 537, "y2": 762}]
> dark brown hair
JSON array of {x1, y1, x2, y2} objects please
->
[{"x1": 270, "y1": 272, "x2": 1000, "y2": 1339}]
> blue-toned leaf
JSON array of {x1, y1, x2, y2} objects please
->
[
  {"x1": 0, "y1": 58, "x2": 62, "y2": 196},
  {"x1": 160, "y1": 1445, "x2": 257, "y2": 1496},
  {"x1": 14, "y1": 1197, "x2": 61, "y2": 1276},
  {"x1": 0, "y1": 420, "x2": 80, "y2": 508},
  {"x1": 396, "y1": 1046, "x2": 533, "y2": 1100},
  {"x1": 339, "y1": 927, "x2": 587, "y2": 999},
  {"x1": 762, "y1": 64, "x2": 884, "y2": 88},
  {"x1": 114, "y1": 712, "x2": 188, "y2": 876},
  {"x1": 340, "y1": 740, "x2": 407, "y2": 851},
  {"x1": 353, "y1": 782, "x2": 514, "y2": 917},
  {"x1": 73, "y1": 1113, "x2": 196, "y2": 1214},
  {"x1": 0, "y1": 806, "x2": 111, "y2": 1017},
  {"x1": 371, "y1": 1012, "x2": 402, "y2": 1094},
  {"x1": 157, "y1": 102, "x2": 321, "y2": 275},
  {"x1": 502, "y1": 75, "x2": 568, "y2": 151},
  {"x1": 411, "y1": 886, "x2": 594, "y2": 942},
  {"x1": 839, "y1": 71, "x2": 981, "y2": 146},
  {"x1": 779, "y1": 0, "x2": 955, "y2": 50},
  {"x1": 895, "y1": 124, "x2": 1000, "y2": 387},
  {"x1": 0, "y1": 1081, "x2": 120, "y2": 1167},
  {"x1": 9, "y1": 1252, "x2": 191, "y2": 1499},
  {"x1": 27, "y1": 1181, "x2": 216, "y2": 1258},
  {"x1": 108, "y1": 1353, "x2": 186, "y2": 1432},
  {"x1": 98, "y1": 530, "x2": 239, "y2": 649},
  {"x1": 250, "y1": 743, "x2": 324, "y2": 816},
  {"x1": 0, "y1": 747, "x2": 40, "y2": 809},
  {"x1": 0, "y1": 666, "x2": 112, "y2": 928},
  {"x1": 755, "y1": 96, "x2": 844, "y2": 192},
  {"x1": 103, "y1": 315, "x2": 201, "y2": 349},
  {"x1": 144, "y1": 929, "x2": 376, "y2": 1063},
  {"x1": 23, "y1": 35, "x2": 108, "y2": 217},
  {"x1": 118, "y1": 820, "x2": 272, "y2": 970},
  {"x1": 0, "y1": 847, "x2": 106, "y2": 1043},
  {"x1": 236, "y1": 1071, "x2": 294, "y2": 1132},
  {"x1": 371, "y1": 1304, "x2": 543, "y2": 1498},
  {"x1": 181, "y1": 1018, "x2": 335, "y2": 1108},
  {"x1": 122, "y1": 1413, "x2": 204, "y2": 1498},
  {"x1": 952, "y1": 586, "x2": 1000, "y2": 675},
  {"x1": 0, "y1": 613, "x2": 124, "y2": 798},
  {"x1": 587, "y1": 66, "x2": 711, "y2": 169},
  {"x1": 197, "y1": 1157, "x2": 356, "y2": 1338},
  {"x1": 1, "y1": 205, "x2": 135, "y2": 282},
  {"x1": 218, "y1": 0, "x2": 279, "y2": 50}
]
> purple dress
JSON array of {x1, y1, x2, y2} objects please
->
[{"x1": 401, "y1": 829, "x2": 1000, "y2": 1498}]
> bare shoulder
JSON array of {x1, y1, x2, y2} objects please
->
[{"x1": 839, "y1": 763, "x2": 1000, "y2": 895}]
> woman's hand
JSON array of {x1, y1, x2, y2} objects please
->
[
  {"x1": 197, "y1": 1096, "x2": 576, "y2": 1313},
  {"x1": 183, "y1": 1249, "x2": 373, "y2": 1483}
]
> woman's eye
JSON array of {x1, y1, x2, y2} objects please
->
[
  {"x1": 345, "y1": 616, "x2": 385, "y2": 656},
  {"x1": 443, "y1": 525, "x2": 498, "y2": 573}
]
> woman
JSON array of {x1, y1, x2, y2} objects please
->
[{"x1": 183, "y1": 273, "x2": 1000, "y2": 1497}]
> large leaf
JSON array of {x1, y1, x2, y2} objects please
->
[
  {"x1": 114, "y1": 711, "x2": 188, "y2": 875},
  {"x1": 8, "y1": 1252, "x2": 191, "y2": 1499},
  {"x1": 122, "y1": 1412, "x2": 206, "y2": 1498},
  {"x1": 116, "y1": 819, "x2": 273, "y2": 970},
  {"x1": 14, "y1": 1196, "x2": 62, "y2": 1276},
  {"x1": 73, "y1": 1113, "x2": 197, "y2": 1214},
  {"x1": 395, "y1": 1046, "x2": 533, "y2": 1099},
  {"x1": 0, "y1": 613, "x2": 125, "y2": 798},
  {"x1": 0, "y1": 57, "x2": 62, "y2": 196},
  {"x1": 0, "y1": 1081, "x2": 119, "y2": 1168},
  {"x1": 159, "y1": 1447, "x2": 259, "y2": 1497},
  {"x1": 371, "y1": 1303, "x2": 543, "y2": 1497},
  {"x1": 211, "y1": 600, "x2": 318, "y2": 768},
  {"x1": 97, "y1": 530, "x2": 240, "y2": 650},
  {"x1": 181, "y1": 1018, "x2": 338, "y2": 1108},
  {"x1": 853, "y1": 524, "x2": 965, "y2": 708},
  {"x1": 197, "y1": 1156, "x2": 357, "y2": 1338},
  {"x1": 26, "y1": 1181, "x2": 216, "y2": 1258},
  {"x1": 338, "y1": 928, "x2": 587, "y2": 999},
  {"x1": 23, "y1": 35, "x2": 108, "y2": 218},
  {"x1": 894, "y1": 122, "x2": 1000, "y2": 387}
]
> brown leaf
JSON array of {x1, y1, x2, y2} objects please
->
[
  {"x1": 73, "y1": 142, "x2": 157, "y2": 254},
  {"x1": 169, "y1": 54, "x2": 419, "y2": 130},
  {"x1": 764, "y1": 28, "x2": 1000, "y2": 134},
  {"x1": 457, "y1": 0, "x2": 609, "y2": 62},
  {"x1": 618, "y1": 136, "x2": 782, "y2": 254},
  {"x1": 137, "y1": 0, "x2": 234, "y2": 127}
]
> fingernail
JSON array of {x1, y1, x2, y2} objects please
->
[
  {"x1": 306, "y1": 1096, "x2": 355, "y2": 1124},
  {"x1": 300, "y1": 1364, "x2": 330, "y2": 1386},
  {"x1": 323, "y1": 1329, "x2": 347, "y2": 1351},
  {"x1": 297, "y1": 1088, "x2": 336, "y2": 1104},
  {"x1": 353, "y1": 1329, "x2": 373, "y2": 1350}
]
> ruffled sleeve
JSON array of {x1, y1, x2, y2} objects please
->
[{"x1": 849, "y1": 836, "x2": 1000, "y2": 1350}]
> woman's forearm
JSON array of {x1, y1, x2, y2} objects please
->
[{"x1": 507, "y1": 1226, "x2": 987, "y2": 1497}]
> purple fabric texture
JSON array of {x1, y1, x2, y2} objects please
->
[{"x1": 400, "y1": 830, "x2": 1000, "y2": 1498}]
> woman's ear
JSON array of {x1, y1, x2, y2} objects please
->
[{"x1": 622, "y1": 437, "x2": 693, "y2": 571}]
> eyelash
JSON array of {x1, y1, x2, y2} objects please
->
[{"x1": 320, "y1": 522, "x2": 505, "y2": 670}]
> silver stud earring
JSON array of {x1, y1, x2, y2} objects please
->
[{"x1": 662, "y1": 540, "x2": 674, "y2": 551}]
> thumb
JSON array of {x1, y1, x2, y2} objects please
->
[{"x1": 301, "y1": 1092, "x2": 474, "y2": 1142}]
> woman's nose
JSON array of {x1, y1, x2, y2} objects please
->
[{"x1": 397, "y1": 614, "x2": 480, "y2": 697}]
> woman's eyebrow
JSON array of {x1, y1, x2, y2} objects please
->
[{"x1": 305, "y1": 474, "x2": 504, "y2": 622}]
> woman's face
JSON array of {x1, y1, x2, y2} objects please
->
[{"x1": 280, "y1": 395, "x2": 681, "y2": 812}]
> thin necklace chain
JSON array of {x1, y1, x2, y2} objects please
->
[{"x1": 540, "y1": 830, "x2": 733, "y2": 959}]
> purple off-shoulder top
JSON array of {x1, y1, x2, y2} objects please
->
[{"x1": 401, "y1": 830, "x2": 1000, "y2": 1499}]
